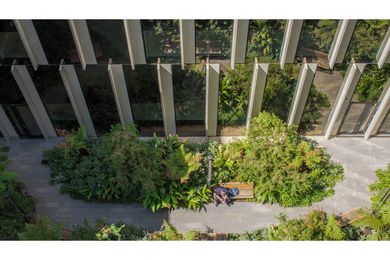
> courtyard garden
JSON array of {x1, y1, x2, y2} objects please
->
[{"x1": 43, "y1": 112, "x2": 344, "y2": 211}]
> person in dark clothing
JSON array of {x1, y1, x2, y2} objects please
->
[{"x1": 214, "y1": 186, "x2": 231, "y2": 206}]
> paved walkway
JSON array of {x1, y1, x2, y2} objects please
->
[{"x1": 1, "y1": 136, "x2": 389, "y2": 233}]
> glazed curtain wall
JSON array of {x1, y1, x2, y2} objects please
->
[{"x1": 1, "y1": 19, "x2": 390, "y2": 139}]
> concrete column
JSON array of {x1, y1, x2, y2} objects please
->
[
  {"x1": 179, "y1": 20, "x2": 195, "y2": 69},
  {"x1": 324, "y1": 62, "x2": 366, "y2": 140},
  {"x1": 246, "y1": 63, "x2": 268, "y2": 131},
  {"x1": 107, "y1": 64, "x2": 134, "y2": 127},
  {"x1": 231, "y1": 20, "x2": 249, "y2": 69},
  {"x1": 364, "y1": 81, "x2": 390, "y2": 139},
  {"x1": 287, "y1": 63, "x2": 317, "y2": 126},
  {"x1": 59, "y1": 65, "x2": 97, "y2": 137},
  {"x1": 205, "y1": 63, "x2": 220, "y2": 136},
  {"x1": 124, "y1": 20, "x2": 146, "y2": 70},
  {"x1": 280, "y1": 20, "x2": 303, "y2": 69},
  {"x1": 328, "y1": 20, "x2": 357, "y2": 69},
  {"x1": 14, "y1": 20, "x2": 48, "y2": 70},
  {"x1": 376, "y1": 27, "x2": 390, "y2": 69},
  {"x1": 68, "y1": 20, "x2": 97, "y2": 70},
  {"x1": 157, "y1": 64, "x2": 176, "y2": 136},
  {"x1": 0, "y1": 106, "x2": 18, "y2": 140},
  {"x1": 11, "y1": 65, "x2": 57, "y2": 139}
]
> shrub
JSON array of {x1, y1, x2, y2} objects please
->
[
  {"x1": 268, "y1": 210, "x2": 355, "y2": 241},
  {"x1": 369, "y1": 164, "x2": 390, "y2": 209},
  {"x1": 212, "y1": 112, "x2": 344, "y2": 207},
  {"x1": 45, "y1": 125, "x2": 209, "y2": 212},
  {"x1": 70, "y1": 219, "x2": 147, "y2": 240},
  {"x1": 0, "y1": 147, "x2": 35, "y2": 240},
  {"x1": 18, "y1": 217, "x2": 63, "y2": 240}
]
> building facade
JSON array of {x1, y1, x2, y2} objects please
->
[{"x1": 1, "y1": 19, "x2": 390, "y2": 140}]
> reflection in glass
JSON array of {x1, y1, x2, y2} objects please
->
[
  {"x1": 33, "y1": 20, "x2": 79, "y2": 64},
  {"x1": 299, "y1": 67, "x2": 344, "y2": 135},
  {"x1": 338, "y1": 65, "x2": 390, "y2": 135},
  {"x1": 217, "y1": 64, "x2": 251, "y2": 136},
  {"x1": 0, "y1": 20, "x2": 30, "y2": 65},
  {"x1": 262, "y1": 64, "x2": 300, "y2": 122},
  {"x1": 0, "y1": 67, "x2": 42, "y2": 138},
  {"x1": 141, "y1": 20, "x2": 180, "y2": 63},
  {"x1": 295, "y1": 20, "x2": 338, "y2": 65},
  {"x1": 87, "y1": 20, "x2": 130, "y2": 64},
  {"x1": 28, "y1": 65, "x2": 79, "y2": 135},
  {"x1": 195, "y1": 20, "x2": 233, "y2": 62},
  {"x1": 345, "y1": 20, "x2": 390, "y2": 62},
  {"x1": 172, "y1": 65, "x2": 205, "y2": 136},
  {"x1": 378, "y1": 110, "x2": 390, "y2": 134},
  {"x1": 123, "y1": 65, "x2": 164, "y2": 136},
  {"x1": 75, "y1": 65, "x2": 120, "y2": 135},
  {"x1": 246, "y1": 20, "x2": 286, "y2": 63}
]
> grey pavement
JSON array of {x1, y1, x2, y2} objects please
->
[{"x1": 1, "y1": 136, "x2": 388, "y2": 233}]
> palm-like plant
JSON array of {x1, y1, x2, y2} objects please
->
[{"x1": 352, "y1": 204, "x2": 390, "y2": 240}]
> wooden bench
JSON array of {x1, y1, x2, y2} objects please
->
[{"x1": 219, "y1": 182, "x2": 254, "y2": 200}]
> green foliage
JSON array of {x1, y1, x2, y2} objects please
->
[
  {"x1": 228, "y1": 229, "x2": 268, "y2": 241},
  {"x1": 18, "y1": 217, "x2": 63, "y2": 240},
  {"x1": 0, "y1": 147, "x2": 35, "y2": 240},
  {"x1": 150, "y1": 220, "x2": 183, "y2": 241},
  {"x1": 183, "y1": 230, "x2": 201, "y2": 240},
  {"x1": 268, "y1": 211, "x2": 350, "y2": 240},
  {"x1": 345, "y1": 20, "x2": 389, "y2": 62},
  {"x1": 353, "y1": 204, "x2": 390, "y2": 240},
  {"x1": 70, "y1": 219, "x2": 146, "y2": 240},
  {"x1": 45, "y1": 124, "x2": 209, "y2": 212},
  {"x1": 355, "y1": 65, "x2": 390, "y2": 103},
  {"x1": 218, "y1": 65, "x2": 251, "y2": 126},
  {"x1": 246, "y1": 20, "x2": 285, "y2": 62},
  {"x1": 212, "y1": 112, "x2": 343, "y2": 207},
  {"x1": 370, "y1": 164, "x2": 390, "y2": 209}
]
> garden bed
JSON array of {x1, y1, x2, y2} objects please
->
[{"x1": 44, "y1": 112, "x2": 344, "y2": 211}]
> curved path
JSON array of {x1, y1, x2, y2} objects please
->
[{"x1": 1, "y1": 136, "x2": 388, "y2": 233}]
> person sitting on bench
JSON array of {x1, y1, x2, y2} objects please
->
[{"x1": 214, "y1": 186, "x2": 231, "y2": 206}]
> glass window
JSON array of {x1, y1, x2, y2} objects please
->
[
  {"x1": 261, "y1": 64, "x2": 300, "y2": 122},
  {"x1": 295, "y1": 20, "x2": 338, "y2": 64},
  {"x1": 378, "y1": 110, "x2": 390, "y2": 135},
  {"x1": 75, "y1": 65, "x2": 120, "y2": 135},
  {"x1": 299, "y1": 65, "x2": 346, "y2": 135},
  {"x1": 217, "y1": 64, "x2": 251, "y2": 136},
  {"x1": 338, "y1": 64, "x2": 390, "y2": 135},
  {"x1": 345, "y1": 20, "x2": 390, "y2": 63},
  {"x1": 172, "y1": 64, "x2": 205, "y2": 136},
  {"x1": 0, "y1": 66, "x2": 42, "y2": 138},
  {"x1": 33, "y1": 20, "x2": 80, "y2": 65},
  {"x1": 0, "y1": 20, "x2": 30, "y2": 65},
  {"x1": 27, "y1": 65, "x2": 79, "y2": 135},
  {"x1": 123, "y1": 65, "x2": 164, "y2": 136},
  {"x1": 246, "y1": 20, "x2": 286, "y2": 63},
  {"x1": 195, "y1": 20, "x2": 233, "y2": 63},
  {"x1": 87, "y1": 20, "x2": 130, "y2": 64},
  {"x1": 140, "y1": 20, "x2": 180, "y2": 64}
]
